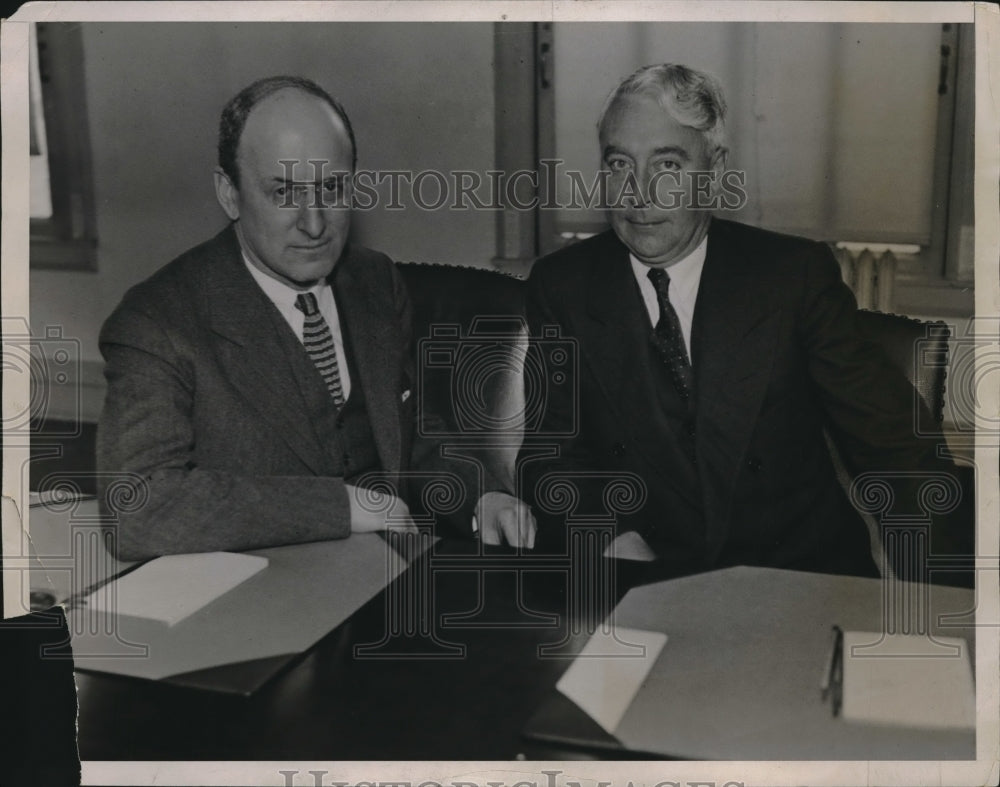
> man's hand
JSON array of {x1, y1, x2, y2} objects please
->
[
  {"x1": 476, "y1": 491, "x2": 536, "y2": 548},
  {"x1": 346, "y1": 484, "x2": 417, "y2": 533}
]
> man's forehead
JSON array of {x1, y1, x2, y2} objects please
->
[
  {"x1": 239, "y1": 91, "x2": 351, "y2": 156},
  {"x1": 238, "y1": 128, "x2": 352, "y2": 184},
  {"x1": 600, "y1": 95, "x2": 703, "y2": 148},
  {"x1": 240, "y1": 121, "x2": 352, "y2": 156},
  {"x1": 240, "y1": 156, "x2": 352, "y2": 189},
  {"x1": 261, "y1": 159, "x2": 351, "y2": 180},
  {"x1": 603, "y1": 94, "x2": 672, "y2": 129},
  {"x1": 246, "y1": 86, "x2": 343, "y2": 125}
]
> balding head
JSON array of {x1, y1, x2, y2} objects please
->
[
  {"x1": 213, "y1": 79, "x2": 355, "y2": 290},
  {"x1": 218, "y1": 75, "x2": 357, "y2": 188}
]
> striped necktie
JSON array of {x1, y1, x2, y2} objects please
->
[
  {"x1": 295, "y1": 291, "x2": 347, "y2": 407},
  {"x1": 647, "y1": 267, "x2": 693, "y2": 401}
]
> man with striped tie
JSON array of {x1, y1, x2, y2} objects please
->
[
  {"x1": 520, "y1": 64, "x2": 966, "y2": 581},
  {"x1": 97, "y1": 76, "x2": 533, "y2": 561}
]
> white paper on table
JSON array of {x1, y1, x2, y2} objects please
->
[
  {"x1": 556, "y1": 627, "x2": 668, "y2": 734},
  {"x1": 602, "y1": 530, "x2": 658, "y2": 561},
  {"x1": 85, "y1": 551, "x2": 268, "y2": 627},
  {"x1": 841, "y1": 631, "x2": 975, "y2": 730}
]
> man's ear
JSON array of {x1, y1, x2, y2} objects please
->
[
  {"x1": 707, "y1": 146, "x2": 729, "y2": 202},
  {"x1": 710, "y1": 146, "x2": 729, "y2": 177},
  {"x1": 213, "y1": 167, "x2": 240, "y2": 221}
]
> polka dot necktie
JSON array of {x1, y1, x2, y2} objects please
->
[
  {"x1": 647, "y1": 268, "x2": 693, "y2": 402},
  {"x1": 295, "y1": 292, "x2": 347, "y2": 407}
]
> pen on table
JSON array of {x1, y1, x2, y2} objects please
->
[{"x1": 830, "y1": 625, "x2": 844, "y2": 717}]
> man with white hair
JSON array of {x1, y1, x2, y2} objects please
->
[{"x1": 520, "y1": 63, "x2": 966, "y2": 580}]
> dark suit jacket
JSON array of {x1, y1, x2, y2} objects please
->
[
  {"x1": 520, "y1": 219, "x2": 958, "y2": 578},
  {"x1": 98, "y1": 225, "x2": 473, "y2": 561}
]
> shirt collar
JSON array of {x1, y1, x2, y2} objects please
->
[
  {"x1": 629, "y1": 234, "x2": 708, "y2": 300},
  {"x1": 241, "y1": 250, "x2": 326, "y2": 306}
]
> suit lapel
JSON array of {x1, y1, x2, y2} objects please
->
[
  {"x1": 693, "y1": 220, "x2": 783, "y2": 553},
  {"x1": 202, "y1": 227, "x2": 330, "y2": 475},
  {"x1": 335, "y1": 251, "x2": 403, "y2": 475},
  {"x1": 583, "y1": 234, "x2": 702, "y2": 510},
  {"x1": 583, "y1": 238, "x2": 639, "y2": 410}
]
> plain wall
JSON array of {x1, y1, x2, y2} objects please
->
[{"x1": 30, "y1": 23, "x2": 496, "y2": 366}]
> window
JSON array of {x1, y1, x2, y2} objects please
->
[
  {"x1": 29, "y1": 22, "x2": 98, "y2": 271},
  {"x1": 28, "y1": 25, "x2": 52, "y2": 220}
]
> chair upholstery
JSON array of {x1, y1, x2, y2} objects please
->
[
  {"x1": 853, "y1": 310, "x2": 950, "y2": 423},
  {"x1": 395, "y1": 262, "x2": 527, "y2": 490},
  {"x1": 30, "y1": 420, "x2": 99, "y2": 496},
  {"x1": 824, "y1": 310, "x2": 964, "y2": 579}
]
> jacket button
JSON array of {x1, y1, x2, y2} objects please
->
[
  {"x1": 611, "y1": 442, "x2": 626, "y2": 458},
  {"x1": 746, "y1": 456, "x2": 762, "y2": 472}
]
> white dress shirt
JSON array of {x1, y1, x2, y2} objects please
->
[
  {"x1": 629, "y1": 235, "x2": 708, "y2": 360},
  {"x1": 242, "y1": 254, "x2": 352, "y2": 399}
]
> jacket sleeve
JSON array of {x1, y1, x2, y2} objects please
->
[
  {"x1": 97, "y1": 296, "x2": 351, "y2": 562},
  {"x1": 798, "y1": 246, "x2": 930, "y2": 467},
  {"x1": 797, "y1": 244, "x2": 973, "y2": 580}
]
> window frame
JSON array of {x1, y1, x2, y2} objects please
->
[{"x1": 29, "y1": 22, "x2": 98, "y2": 272}]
